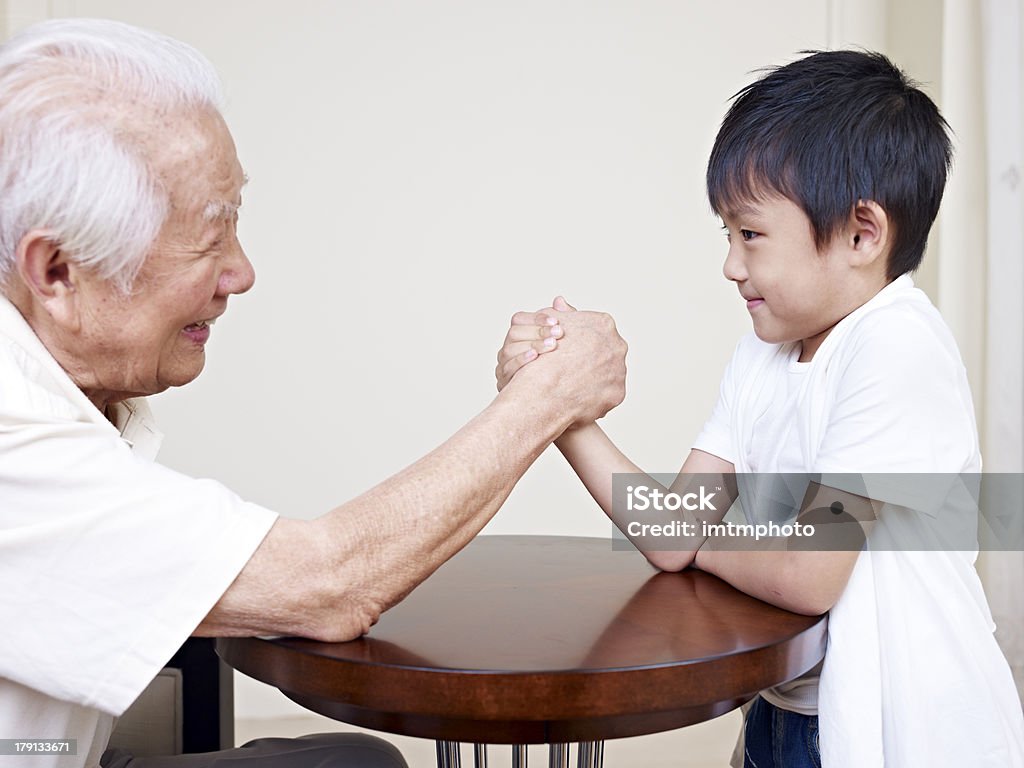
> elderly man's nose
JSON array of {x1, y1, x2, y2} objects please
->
[{"x1": 219, "y1": 245, "x2": 256, "y2": 296}]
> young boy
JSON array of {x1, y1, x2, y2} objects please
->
[{"x1": 496, "y1": 51, "x2": 1024, "y2": 767}]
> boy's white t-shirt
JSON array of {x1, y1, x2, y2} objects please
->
[
  {"x1": 0, "y1": 295, "x2": 278, "y2": 768},
  {"x1": 693, "y1": 276, "x2": 1024, "y2": 767},
  {"x1": 703, "y1": 350, "x2": 822, "y2": 715}
]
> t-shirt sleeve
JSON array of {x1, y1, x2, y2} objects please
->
[
  {"x1": 692, "y1": 336, "x2": 752, "y2": 465},
  {"x1": 814, "y1": 308, "x2": 980, "y2": 512},
  {"x1": 0, "y1": 413, "x2": 278, "y2": 717}
]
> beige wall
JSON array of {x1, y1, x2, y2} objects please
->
[
  {"x1": 6, "y1": 0, "x2": 997, "y2": 722},
  {"x1": 0, "y1": 1, "x2": 836, "y2": 541}
]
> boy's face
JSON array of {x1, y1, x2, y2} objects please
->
[{"x1": 720, "y1": 195, "x2": 878, "y2": 362}]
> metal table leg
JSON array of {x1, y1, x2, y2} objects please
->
[
  {"x1": 575, "y1": 741, "x2": 604, "y2": 768},
  {"x1": 577, "y1": 742, "x2": 592, "y2": 768},
  {"x1": 435, "y1": 740, "x2": 462, "y2": 768},
  {"x1": 444, "y1": 740, "x2": 603, "y2": 768}
]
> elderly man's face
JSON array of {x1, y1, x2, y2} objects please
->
[{"x1": 71, "y1": 108, "x2": 254, "y2": 405}]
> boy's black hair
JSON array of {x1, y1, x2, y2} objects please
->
[{"x1": 706, "y1": 50, "x2": 952, "y2": 280}]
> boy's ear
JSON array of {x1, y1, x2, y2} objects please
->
[
  {"x1": 847, "y1": 200, "x2": 889, "y2": 270},
  {"x1": 15, "y1": 229, "x2": 84, "y2": 332}
]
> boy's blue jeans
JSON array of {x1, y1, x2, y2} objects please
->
[{"x1": 743, "y1": 696, "x2": 821, "y2": 768}]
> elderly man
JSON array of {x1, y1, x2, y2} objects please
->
[{"x1": 0, "y1": 18, "x2": 627, "y2": 768}]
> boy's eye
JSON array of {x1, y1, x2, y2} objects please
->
[{"x1": 740, "y1": 229, "x2": 758, "y2": 241}]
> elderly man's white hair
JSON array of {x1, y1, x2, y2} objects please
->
[{"x1": 0, "y1": 18, "x2": 224, "y2": 294}]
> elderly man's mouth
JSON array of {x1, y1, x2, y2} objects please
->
[{"x1": 182, "y1": 318, "x2": 215, "y2": 343}]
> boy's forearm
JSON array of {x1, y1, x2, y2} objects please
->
[
  {"x1": 555, "y1": 422, "x2": 644, "y2": 515},
  {"x1": 556, "y1": 429, "x2": 735, "y2": 572},
  {"x1": 693, "y1": 547, "x2": 859, "y2": 616},
  {"x1": 693, "y1": 482, "x2": 876, "y2": 614}
]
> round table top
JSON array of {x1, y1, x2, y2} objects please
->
[{"x1": 217, "y1": 535, "x2": 826, "y2": 743}]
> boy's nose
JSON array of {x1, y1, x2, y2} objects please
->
[{"x1": 722, "y1": 245, "x2": 747, "y2": 283}]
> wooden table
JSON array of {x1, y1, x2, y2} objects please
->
[{"x1": 217, "y1": 535, "x2": 826, "y2": 767}]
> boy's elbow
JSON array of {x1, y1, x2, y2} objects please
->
[
  {"x1": 800, "y1": 583, "x2": 846, "y2": 615},
  {"x1": 782, "y1": 592, "x2": 834, "y2": 617},
  {"x1": 644, "y1": 549, "x2": 695, "y2": 573},
  {"x1": 774, "y1": 564, "x2": 844, "y2": 616}
]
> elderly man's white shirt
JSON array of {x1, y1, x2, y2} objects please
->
[{"x1": 0, "y1": 295, "x2": 277, "y2": 768}]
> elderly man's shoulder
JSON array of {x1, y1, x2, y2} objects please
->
[{"x1": 0, "y1": 328, "x2": 89, "y2": 423}]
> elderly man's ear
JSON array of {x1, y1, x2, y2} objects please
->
[{"x1": 15, "y1": 229, "x2": 85, "y2": 331}]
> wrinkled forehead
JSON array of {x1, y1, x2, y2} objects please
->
[{"x1": 138, "y1": 107, "x2": 246, "y2": 220}]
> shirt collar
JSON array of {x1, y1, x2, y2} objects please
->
[
  {"x1": 0, "y1": 293, "x2": 163, "y2": 458},
  {"x1": 106, "y1": 398, "x2": 164, "y2": 460}
]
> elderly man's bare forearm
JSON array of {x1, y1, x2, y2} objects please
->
[{"x1": 197, "y1": 312, "x2": 627, "y2": 640}]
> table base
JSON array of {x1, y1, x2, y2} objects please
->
[
  {"x1": 434, "y1": 741, "x2": 605, "y2": 768},
  {"x1": 282, "y1": 689, "x2": 750, "y2": 743}
]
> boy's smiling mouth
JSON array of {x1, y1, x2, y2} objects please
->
[{"x1": 739, "y1": 291, "x2": 764, "y2": 309}]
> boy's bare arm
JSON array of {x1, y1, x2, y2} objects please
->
[
  {"x1": 693, "y1": 546, "x2": 861, "y2": 616},
  {"x1": 693, "y1": 482, "x2": 877, "y2": 615},
  {"x1": 554, "y1": 423, "x2": 864, "y2": 613},
  {"x1": 495, "y1": 302, "x2": 867, "y2": 615},
  {"x1": 496, "y1": 300, "x2": 734, "y2": 571},
  {"x1": 555, "y1": 431, "x2": 737, "y2": 571}
]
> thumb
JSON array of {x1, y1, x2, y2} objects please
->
[{"x1": 552, "y1": 295, "x2": 577, "y2": 312}]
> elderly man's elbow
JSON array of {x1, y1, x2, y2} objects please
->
[
  {"x1": 306, "y1": 601, "x2": 383, "y2": 643},
  {"x1": 297, "y1": 541, "x2": 389, "y2": 641}
]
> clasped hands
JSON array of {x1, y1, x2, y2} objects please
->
[{"x1": 495, "y1": 296, "x2": 628, "y2": 428}]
